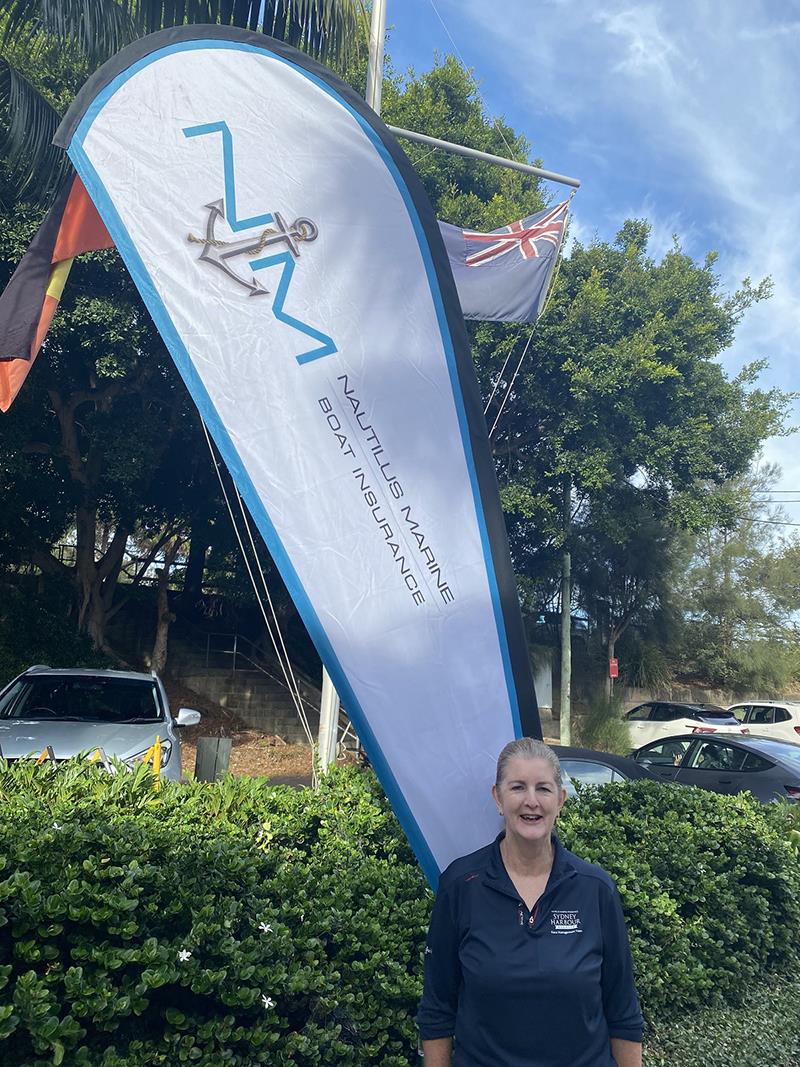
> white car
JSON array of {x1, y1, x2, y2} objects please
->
[
  {"x1": 624, "y1": 700, "x2": 742, "y2": 747},
  {"x1": 726, "y1": 701, "x2": 800, "y2": 745}
]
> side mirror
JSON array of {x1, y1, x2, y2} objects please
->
[{"x1": 176, "y1": 708, "x2": 202, "y2": 727}]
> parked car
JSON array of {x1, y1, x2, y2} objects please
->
[
  {"x1": 0, "y1": 666, "x2": 201, "y2": 780},
  {"x1": 624, "y1": 700, "x2": 741, "y2": 747},
  {"x1": 553, "y1": 745, "x2": 661, "y2": 797},
  {"x1": 726, "y1": 700, "x2": 800, "y2": 744},
  {"x1": 631, "y1": 732, "x2": 800, "y2": 803}
]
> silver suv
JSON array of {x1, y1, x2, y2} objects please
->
[{"x1": 0, "y1": 667, "x2": 201, "y2": 781}]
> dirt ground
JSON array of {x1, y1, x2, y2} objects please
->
[
  {"x1": 163, "y1": 678, "x2": 313, "y2": 781},
  {"x1": 164, "y1": 678, "x2": 559, "y2": 781}
]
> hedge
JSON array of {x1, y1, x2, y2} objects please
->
[
  {"x1": 644, "y1": 969, "x2": 800, "y2": 1066},
  {"x1": 0, "y1": 760, "x2": 798, "y2": 1065},
  {"x1": 559, "y1": 779, "x2": 800, "y2": 1020}
]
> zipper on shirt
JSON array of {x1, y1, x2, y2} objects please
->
[{"x1": 517, "y1": 900, "x2": 539, "y2": 929}]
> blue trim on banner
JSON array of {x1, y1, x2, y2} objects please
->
[
  {"x1": 69, "y1": 37, "x2": 521, "y2": 882},
  {"x1": 183, "y1": 121, "x2": 274, "y2": 232},
  {"x1": 248, "y1": 251, "x2": 337, "y2": 364}
]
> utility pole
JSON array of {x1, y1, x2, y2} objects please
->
[
  {"x1": 317, "y1": 0, "x2": 388, "y2": 776},
  {"x1": 559, "y1": 477, "x2": 572, "y2": 745}
]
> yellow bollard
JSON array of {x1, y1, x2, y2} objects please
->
[
  {"x1": 152, "y1": 736, "x2": 161, "y2": 790},
  {"x1": 140, "y1": 737, "x2": 162, "y2": 790}
]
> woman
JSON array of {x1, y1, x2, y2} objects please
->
[{"x1": 417, "y1": 738, "x2": 643, "y2": 1067}]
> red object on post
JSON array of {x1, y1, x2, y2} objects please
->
[{"x1": 609, "y1": 658, "x2": 619, "y2": 679}]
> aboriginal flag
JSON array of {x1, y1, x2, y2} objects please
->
[{"x1": 0, "y1": 174, "x2": 113, "y2": 411}]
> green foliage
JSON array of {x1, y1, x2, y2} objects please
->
[
  {"x1": 621, "y1": 640, "x2": 673, "y2": 692},
  {"x1": 383, "y1": 56, "x2": 543, "y2": 229},
  {"x1": 559, "y1": 781, "x2": 800, "y2": 1023},
  {"x1": 678, "y1": 465, "x2": 800, "y2": 691},
  {"x1": 490, "y1": 220, "x2": 792, "y2": 621},
  {"x1": 693, "y1": 638, "x2": 800, "y2": 693},
  {"x1": 0, "y1": 579, "x2": 108, "y2": 686},
  {"x1": 0, "y1": 764, "x2": 427, "y2": 1066},
  {"x1": 0, "y1": 764, "x2": 799, "y2": 1064},
  {"x1": 643, "y1": 968, "x2": 800, "y2": 1066},
  {"x1": 571, "y1": 694, "x2": 631, "y2": 754}
]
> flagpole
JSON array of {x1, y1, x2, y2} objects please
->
[
  {"x1": 317, "y1": 0, "x2": 389, "y2": 776},
  {"x1": 366, "y1": 0, "x2": 388, "y2": 113},
  {"x1": 387, "y1": 126, "x2": 581, "y2": 189}
]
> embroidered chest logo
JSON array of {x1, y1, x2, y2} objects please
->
[{"x1": 550, "y1": 910, "x2": 582, "y2": 935}]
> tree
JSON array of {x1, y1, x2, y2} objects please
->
[
  {"x1": 573, "y1": 487, "x2": 687, "y2": 697},
  {"x1": 0, "y1": 0, "x2": 366, "y2": 658},
  {"x1": 496, "y1": 227, "x2": 786, "y2": 569},
  {"x1": 678, "y1": 464, "x2": 800, "y2": 692},
  {"x1": 384, "y1": 61, "x2": 793, "y2": 676},
  {"x1": 0, "y1": 195, "x2": 201, "y2": 650}
]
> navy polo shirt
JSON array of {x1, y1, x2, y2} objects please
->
[{"x1": 417, "y1": 834, "x2": 643, "y2": 1067}]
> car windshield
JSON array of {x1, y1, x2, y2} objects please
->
[
  {"x1": 744, "y1": 737, "x2": 800, "y2": 768},
  {"x1": 0, "y1": 676, "x2": 162, "y2": 723}
]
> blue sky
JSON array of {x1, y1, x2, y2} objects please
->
[{"x1": 387, "y1": 0, "x2": 800, "y2": 520}]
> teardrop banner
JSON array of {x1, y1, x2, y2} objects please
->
[{"x1": 55, "y1": 25, "x2": 541, "y2": 884}]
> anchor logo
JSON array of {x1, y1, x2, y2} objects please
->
[
  {"x1": 188, "y1": 204, "x2": 319, "y2": 298},
  {"x1": 182, "y1": 119, "x2": 336, "y2": 365}
]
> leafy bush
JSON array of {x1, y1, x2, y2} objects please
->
[
  {"x1": 622, "y1": 640, "x2": 672, "y2": 692},
  {"x1": 643, "y1": 968, "x2": 800, "y2": 1066},
  {"x1": 689, "y1": 631, "x2": 800, "y2": 693},
  {"x1": 559, "y1": 780, "x2": 800, "y2": 1021},
  {"x1": 0, "y1": 763, "x2": 799, "y2": 1064},
  {"x1": 572, "y1": 693, "x2": 631, "y2": 754},
  {"x1": 0, "y1": 764, "x2": 427, "y2": 1066}
]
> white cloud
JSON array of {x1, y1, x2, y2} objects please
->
[
  {"x1": 739, "y1": 20, "x2": 800, "y2": 40},
  {"x1": 593, "y1": 5, "x2": 686, "y2": 85},
  {"x1": 443, "y1": 0, "x2": 800, "y2": 478}
]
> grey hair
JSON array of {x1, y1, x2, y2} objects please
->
[{"x1": 495, "y1": 738, "x2": 563, "y2": 788}]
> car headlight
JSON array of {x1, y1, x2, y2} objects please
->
[{"x1": 124, "y1": 738, "x2": 172, "y2": 769}]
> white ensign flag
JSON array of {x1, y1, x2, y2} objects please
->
[{"x1": 56, "y1": 27, "x2": 540, "y2": 883}]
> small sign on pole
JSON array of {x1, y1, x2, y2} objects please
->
[{"x1": 609, "y1": 658, "x2": 619, "y2": 679}]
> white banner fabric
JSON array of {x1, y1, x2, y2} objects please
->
[{"x1": 61, "y1": 32, "x2": 531, "y2": 882}]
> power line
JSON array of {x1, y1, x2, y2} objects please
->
[{"x1": 744, "y1": 517, "x2": 800, "y2": 528}]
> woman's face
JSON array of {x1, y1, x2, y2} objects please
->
[{"x1": 492, "y1": 756, "x2": 567, "y2": 845}]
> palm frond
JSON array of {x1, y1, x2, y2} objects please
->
[
  {"x1": 208, "y1": 0, "x2": 366, "y2": 66},
  {"x1": 264, "y1": 0, "x2": 366, "y2": 66},
  {"x1": 0, "y1": 0, "x2": 365, "y2": 204},
  {"x1": 0, "y1": 55, "x2": 70, "y2": 204},
  {"x1": 0, "y1": 1, "x2": 139, "y2": 64}
]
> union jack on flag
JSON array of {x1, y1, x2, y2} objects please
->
[
  {"x1": 462, "y1": 201, "x2": 569, "y2": 268},
  {"x1": 438, "y1": 199, "x2": 570, "y2": 324}
]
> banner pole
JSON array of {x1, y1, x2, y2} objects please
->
[{"x1": 317, "y1": 0, "x2": 389, "y2": 774}]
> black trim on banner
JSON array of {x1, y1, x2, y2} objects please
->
[{"x1": 55, "y1": 24, "x2": 541, "y2": 742}]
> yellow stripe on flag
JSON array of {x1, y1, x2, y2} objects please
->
[{"x1": 45, "y1": 257, "x2": 74, "y2": 301}]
